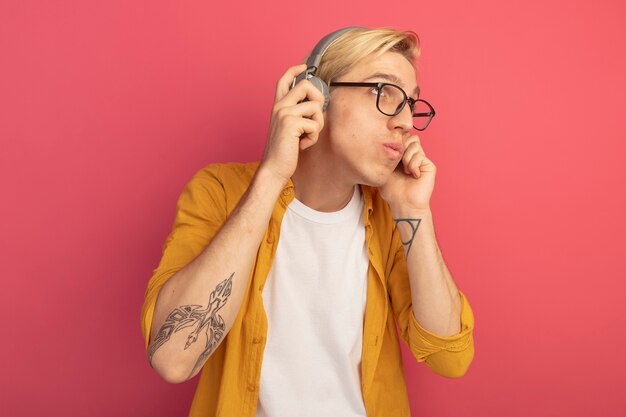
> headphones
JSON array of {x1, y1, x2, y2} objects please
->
[{"x1": 291, "y1": 26, "x2": 367, "y2": 112}]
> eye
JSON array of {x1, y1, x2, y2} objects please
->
[{"x1": 370, "y1": 86, "x2": 387, "y2": 97}]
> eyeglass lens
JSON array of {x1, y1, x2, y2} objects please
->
[
  {"x1": 412, "y1": 100, "x2": 432, "y2": 130},
  {"x1": 377, "y1": 84, "x2": 432, "y2": 130}
]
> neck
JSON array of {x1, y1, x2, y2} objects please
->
[{"x1": 291, "y1": 144, "x2": 356, "y2": 212}]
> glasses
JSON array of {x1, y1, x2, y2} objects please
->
[{"x1": 329, "y1": 82, "x2": 436, "y2": 131}]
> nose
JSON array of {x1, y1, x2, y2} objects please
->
[{"x1": 389, "y1": 100, "x2": 413, "y2": 132}]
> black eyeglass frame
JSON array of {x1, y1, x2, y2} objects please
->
[{"x1": 329, "y1": 81, "x2": 436, "y2": 131}]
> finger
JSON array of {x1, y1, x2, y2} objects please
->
[
  {"x1": 278, "y1": 100, "x2": 324, "y2": 123},
  {"x1": 402, "y1": 135, "x2": 422, "y2": 158},
  {"x1": 296, "y1": 117, "x2": 323, "y2": 150},
  {"x1": 403, "y1": 140, "x2": 424, "y2": 157},
  {"x1": 402, "y1": 141, "x2": 423, "y2": 172},
  {"x1": 276, "y1": 78, "x2": 327, "y2": 110},
  {"x1": 403, "y1": 149, "x2": 423, "y2": 175},
  {"x1": 406, "y1": 153, "x2": 425, "y2": 178},
  {"x1": 275, "y1": 64, "x2": 308, "y2": 104},
  {"x1": 405, "y1": 134, "x2": 421, "y2": 146},
  {"x1": 403, "y1": 134, "x2": 422, "y2": 150},
  {"x1": 308, "y1": 103, "x2": 325, "y2": 132},
  {"x1": 403, "y1": 136, "x2": 425, "y2": 156}
]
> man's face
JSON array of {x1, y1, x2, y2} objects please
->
[{"x1": 321, "y1": 51, "x2": 418, "y2": 187}]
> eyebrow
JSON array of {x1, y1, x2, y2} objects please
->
[{"x1": 362, "y1": 72, "x2": 420, "y2": 97}]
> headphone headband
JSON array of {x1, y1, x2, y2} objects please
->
[
  {"x1": 305, "y1": 26, "x2": 367, "y2": 70},
  {"x1": 292, "y1": 26, "x2": 368, "y2": 112}
]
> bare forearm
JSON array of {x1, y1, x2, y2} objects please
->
[
  {"x1": 147, "y1": 61, "x2": 326, "y2": 383},
  {"x1": 148, "y1": 167, "x2": 284, "y2": 383},
  {"x1": 392, "y1": 208, "x2": 462, "y2": 336}
]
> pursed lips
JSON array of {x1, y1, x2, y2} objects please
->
[{"x1": 383, "y1": 142, "x2": 404, "y2": 160}]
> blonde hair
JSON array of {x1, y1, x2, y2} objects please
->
[{"x1": 306, "y1": 27, "x2": 421, "y2": 86}]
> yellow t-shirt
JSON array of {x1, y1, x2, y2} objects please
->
[{"x1": 140, "y1": 162, "x2": 475, "y2": 417}]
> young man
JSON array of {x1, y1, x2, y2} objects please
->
[{"x1": 140, "y1": 27, "x2": 475, "y2": 417}]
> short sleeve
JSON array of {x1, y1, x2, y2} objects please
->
[{"x1": 139, "y1": 165, "x2": 227, "y2": 352}]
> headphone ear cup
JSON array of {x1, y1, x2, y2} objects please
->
[{"x1": 307, "y1": 76, "x2": 330, "y2": 112}]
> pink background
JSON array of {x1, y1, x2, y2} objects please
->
[{"x1": 1, "y1": 0, "x2": 625, "y2": 416}]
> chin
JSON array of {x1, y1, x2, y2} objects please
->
[{"x1": 359, "y1": 167, "x2": 394, "y2": 188}]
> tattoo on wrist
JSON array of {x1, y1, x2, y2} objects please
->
[
  {"x1": 148, "y1": 273, "x2": 234, "y2": 379},
  {"x1": 394, "y1": 218, "x2": 421, "y2": 257}
]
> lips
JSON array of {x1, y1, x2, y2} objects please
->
[
  {"x1": 385, "y1": 142, "x2": 404, "y2": 153},
  {"x1": 383, "y1": 142, "x2": 404, "y2": 160}
]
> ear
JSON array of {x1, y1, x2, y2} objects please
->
[{"x1": 306, "y1": 76, "x2": 330, "y2": 111}]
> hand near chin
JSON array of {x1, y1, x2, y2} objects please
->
[{"x1": 378, "y1": 134, "x2": 436, "y2": 213}]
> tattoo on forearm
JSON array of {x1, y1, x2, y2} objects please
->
[
  {"x1": 148, "y1": 273, "x2": 234, "y2": 379},
  {"x1": 394, "y1": 218, "x2": 421, "y2": 257}
]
